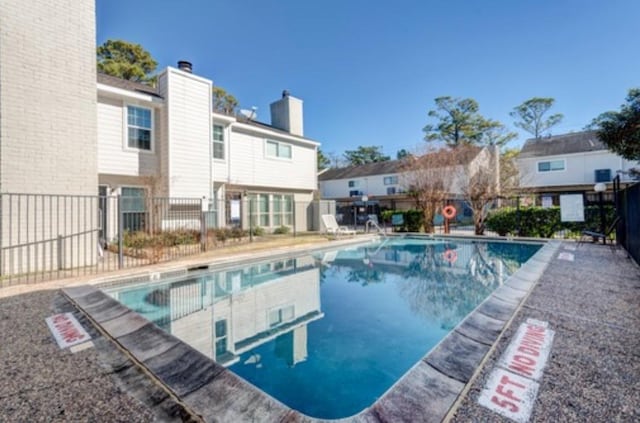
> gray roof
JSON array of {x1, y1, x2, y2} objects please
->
[
  {"x1": 318, "y1": 146, "x2": 482, "y2": 181},
  {"x1": 97, "y1": 73, "x2": 162, "y2": 98},
  {"x1": 519, "y1": 131, "x2": 606, "y2": 158},
  {"x1": 235, "y1": 118, "x2": 319, "y2": 144},
  {"x1": 319, "y1": 160, "x2": 404, "y2": 181}
]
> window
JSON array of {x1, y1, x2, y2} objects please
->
[
  {"x1": 249, "y1": 194, "x2": 270, "y2": 227},
  {"x1": 349, "y1": 190, "x2": 363, "y2": 197},
  {"x1": 273, "y1": 194, "x2": 293, "y2": 226},
  {"x1": 383, "y1": 176, "x2": 398, "y2": 185},
  {"x1": 537, "y1": 160, "x2": 565, "y2": 172},
  {"x1": 213, "y1": 124, "x2": 224, "y2": 159},
  {"x1": 594, "y1": 169, "x2": 611, "y2": 183},
  {"x1": 268, "y1": 305, "x2": 295, "y2": 327},
  {"x1": 387, "y1": 187, "x2": 396, "y2": 195},
  {"x1": 266, "y1": 140, "x2": 292, "y2": 159},
  {"x1": 121, "y1": 187, "x2": 146, "y2": 231},
  {"x1": 127, "y1": 106, "x2": 152, "y2": 150},
  {"x1": 215, "y1": 319, "x2": 228, "y2": 357},
  {"x1": 348, "y1": 180, "x2": 360, "y2": 188}
]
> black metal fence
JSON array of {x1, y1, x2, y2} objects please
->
[
  {"x1": 615, "y1": 181, "x2": 640, "y2": 264},
  {"x1": 0, "y1": 193, "x2": 333, "y2": 287},
  {"x1": 336, "y1": 192, "x2": 618, "y2": 236}
]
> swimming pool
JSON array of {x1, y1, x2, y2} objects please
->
[{"x1": 103, "y1": 237, "x2": 541, "y2": 419}]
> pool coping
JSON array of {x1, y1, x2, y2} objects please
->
[{"x1": 62, "y1": 236, "x2": 561, "y2": 422}]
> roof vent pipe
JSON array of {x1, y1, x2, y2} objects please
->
[{"x1": 177, "y1": 60, "x2": 193, "y2": 73}]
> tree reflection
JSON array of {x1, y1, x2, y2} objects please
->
[{"x1": 322, "y1": 240, "x2": 532, "y2": 330}]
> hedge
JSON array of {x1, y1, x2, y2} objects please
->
[
  {"x1": 485, "y1": 205, "x2": 616, "y2": 237},
  {"x1": 381, "y1": 209, "x2": 424, "y2": 232}
]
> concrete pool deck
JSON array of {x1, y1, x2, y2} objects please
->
[{"x1": 1, "y1": 237, "x2": 638, "y2": 422}]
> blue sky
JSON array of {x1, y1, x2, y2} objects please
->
[{"x1": 96, "y1": 0, "x2": 640, "y2": 159}]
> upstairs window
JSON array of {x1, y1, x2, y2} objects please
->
[
  {"x1": 537, "y1": 160, "x2": 565, "y2": 172},
  {"x1": 387, "y1": 187, "x2": 396, "y2": 195},
  {"x1": 348, "y1": 180, "x2": 360, "y2": 188},
  {"x1": 383, "y1": 176, "x2": 398, "y2": 185},
  {"x1": 127, "y1": 106, "x2": 152, "y2": 151},
  {"x1": 266, "y1": 140, "x2": 292, "y2": 159},
  {"x1": 213, "y1": 124, "x2": 225, "y2": 159},
  {"x1": 594, "y1": 169, "x2": 611, "y2": 183}
]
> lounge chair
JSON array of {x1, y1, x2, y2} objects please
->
[
  {"x1": 321, "y1": 214, "x2": 356, "y2": 237},
  {"x1": 578, "y1": 216, "x2": 621, "y2": 249}
]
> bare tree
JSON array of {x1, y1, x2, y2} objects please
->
[
  {"x1": 456, "y1": 145, "x2": 500, "y2": 235},
  {"x1": 400, "y1": 148, "x2": 457, "y2": 233},
  {"x1": 461, "y1": 148, "x2": 498, "y2": 235}
]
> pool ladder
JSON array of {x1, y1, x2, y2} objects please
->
[{"x1": 365, "y1": 219, "x2": 387, "y2": 237}]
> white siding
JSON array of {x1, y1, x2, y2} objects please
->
[
  {"x1": 165, "y1": 69, "x2": 212, "y2": 198},
  {"x1": 97, "y1": 96, "x2": 159, "y2": 176},
  {"x1": 224, "y1": 128, "x2": 317, "y2": 191},
  {"x1": 518, "y1": 150, "x2": 636, "y2": 188},
  {"x1": 320, "y1": 174, "x2": 406, "y2": 199}
]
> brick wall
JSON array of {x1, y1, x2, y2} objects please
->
[
  {"x1": 0, "y1": 0, "x2": 97, "y2": 194},
  {"x1": 0, "y1": 0, "x2": 98, "y2": 275}
]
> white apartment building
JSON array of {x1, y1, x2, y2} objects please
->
[
  {"x1": 318, "y1": 147, "x2": 498, "y2": 223},
  {"x1": 0, "y1": 0, "x2": 320, "y2": 277},
  {"x1": 517, "y1": 131, "x2": 637, "y2": 198},
  {"x1": 97, "y1": 63, "x2": 319, "y2": 234}
]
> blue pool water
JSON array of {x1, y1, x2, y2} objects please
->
[{"x1": 105, "y1": 237, "x2": 541, "y2": 419}]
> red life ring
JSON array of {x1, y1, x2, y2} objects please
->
[
  {"x1": 442, "y1": 205, "x2": 457, "y2": 220},
  {"x1": 443, "y1": 249, "x2": 458, "y2": 264}
]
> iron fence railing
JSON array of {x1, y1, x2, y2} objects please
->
[
  {"x1": 0, "y1": 193, "x2": 335, "y2": 287},
  {"x1": 615, "y1": 180, "x2": 639, "y2": 264}
]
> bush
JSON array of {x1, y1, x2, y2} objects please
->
[
  {"x1": 381, "y1": 209, "x2": 424, "y2": 232},
  {"x1": 212, "y1": 228, "x2": 231, "y2": 243},
  {"x1": 273, "y1": 225, "x2": 291, "y2": 235},
  {"x1": 251, "y1": 226, "x2": 265, "y2": 236},
  {"x1": 230, "y1": 227, "x2": 248, "y2": 240},
  {"x1": 486, "y1": 205, "x2": 616, "y2": 238}
]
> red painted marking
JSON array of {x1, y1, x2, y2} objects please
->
[{"x1": 491, "y1": 395, "x2": 519, "y2": 412}]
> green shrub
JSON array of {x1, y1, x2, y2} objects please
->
[
  {"x1": 486, "y1": 205, "x2": 616, "y2": 238},
  {"x1": 273, "y1": 225, "x2": 291, "y2": 235},
  {"x1": 380, "y1": 209, "x2": 424, "y2": 232},
  {"x1": 230, "y1": 227, "x2": 247, "y2": 240},
  {"x1": 251, "y1": 226, "x2": 265, "y2": 236},
  {"x1": 212, "y1": 228, "x2": 231, "y2": 243},
  {"x1": 123, "y1": 231, "x2": 153, "y2": 249}
]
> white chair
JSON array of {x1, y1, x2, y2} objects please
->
[{"x1": 321, "y1": 214, "x2": 356, "y2": 237}]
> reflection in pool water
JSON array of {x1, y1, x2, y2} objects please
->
[{"x1": 106, "y1": 238, "x2": 540, "y2": 419}]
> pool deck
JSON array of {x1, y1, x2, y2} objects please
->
[{"x1": 1, "y1": 237, "x2": 639, "y2": 422}]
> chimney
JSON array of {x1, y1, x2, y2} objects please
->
[
  {"x1": 270, "y1": 90, "x2": 303, "y2": 136},
  {"x1": 177, "y1": 60, "x2": 192, "y2": 73}
]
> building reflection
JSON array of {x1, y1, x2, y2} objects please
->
[{"x1": 108, "y1": 255, "x2": 323, "y2": 367}]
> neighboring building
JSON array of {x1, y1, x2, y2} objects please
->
[
  {"x1": 318, "y1": 146, "x2": 498, "y2": 223},
  {"x1": 319, "y1": 160, "x2": 410, "y2": 210},
  {"x1": 517, "y1": 131, "x2": 637, "y2": 199},
  {"x1": 97, "y1": 63, "x2": 319, "y2": 236}
]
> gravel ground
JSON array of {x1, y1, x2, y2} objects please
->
[
  {"x1": 451, "y1": 242, "x2": 640, "y2": 422},
  {"x1": 0, "y1": 289, "x2": 172, "y2": 422}
]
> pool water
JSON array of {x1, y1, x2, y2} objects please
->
[{"x1": 105, "y1": 237, "x2": 541, "y2": 419}]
